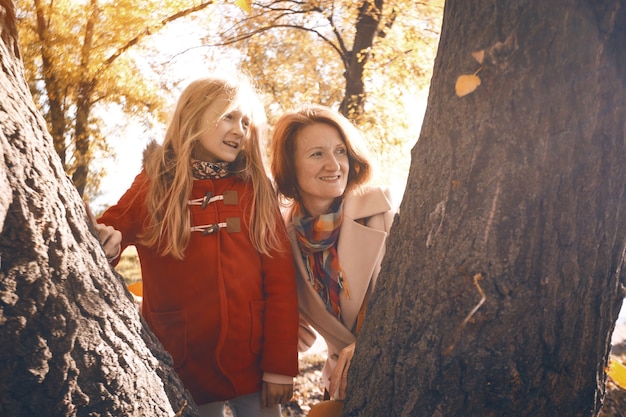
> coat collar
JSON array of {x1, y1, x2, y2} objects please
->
[{"x1": 343, "y1": 186, "x2": 393, "y2": 221}]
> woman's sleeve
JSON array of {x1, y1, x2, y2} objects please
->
[{"x1": 298, "y1": 316, "x2": 318, "y2": 353}]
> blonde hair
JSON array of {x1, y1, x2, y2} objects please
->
[
  {"x1": 270, "y1": 104, "x2": 372, "y2": 202},
  {"x1": 140, "y1": 75, "x2": 283, "y2": 259}
]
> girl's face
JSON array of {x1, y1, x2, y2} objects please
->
[
  {"x1": 294, "y1": 122, "x2": 349, "y2": 217},
  {"x1": 195, "y1": 98, "x2": 250, "y2": 163}
]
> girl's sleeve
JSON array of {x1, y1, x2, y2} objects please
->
[
  {"x1": 97, "y1": 171, "x2": 149, "y2": 253},
  {"x1": 259, "y1": 214, "x2": 300, "y2": 378}
]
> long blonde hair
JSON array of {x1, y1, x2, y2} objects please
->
[{"x1": 140, "y1": 75, "x2": 283, "y2": 259}]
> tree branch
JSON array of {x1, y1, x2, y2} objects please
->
[
  {"x1": 207, "y1": 0, "x2": 351, "y2": 71},
  {"x1": 94, "y1": 1, "x2": 215, "y2": 79},
  {"x1": 208, "y1": 23, "x2": 346, "y2": 65}
]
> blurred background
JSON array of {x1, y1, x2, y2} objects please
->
[{"x1": 16, "y1": 0, "x2": 444, "y2": 213}]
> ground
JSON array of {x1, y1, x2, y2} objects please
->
[
  {"x1": 601, "y1": 325, "x2": 626, "y2": 417},
  {"x1": 283, "y1": 352, "x2": 326, "y2": 417},
  {"x1": 602, "y1": 352, "x2": 626, "y2": 417},
  {"x1": 287, "y1": 348, "x2": 626, "y2": 417},
  {"x1": 286, "y1": 328, "x2": 626, "y2": 417}
]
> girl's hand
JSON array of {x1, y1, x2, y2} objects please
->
[
  {"x1": 261, "y1": 381, "x2": 293, "y2": 408},
  {"x1": 329, "y1": 342, "x2": 356, "y2": 400},
  {"x1": 86, "y1": 203, "x2": 122, "y2": 263},
  {"x1": 94, "y1": 223, "x2": 122, "y2": 262}
]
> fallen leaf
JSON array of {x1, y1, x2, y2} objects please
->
[
  {"x1": 608, "y1": 356, "x2": 626, "y2": 389},
  {"x1": 455, "y1": 74, "x2": 481, "y2": 97}
]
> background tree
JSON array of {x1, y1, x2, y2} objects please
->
[
  {"x1": 189, "y1": 0, "x2": 443, "y2": 192},
  {"x1": 17, "y1": 0, "x2": 215, "y2": 198},
  {"x1": 18, "y1": 0, "x2": 444, "y2": 207},
  {"x1": 344, "y1": 0, "x2": 626, "y2": 416},
  {"x1": 209, "y1": 0, "x2": 440, "y2": 116},
  {"x1": 0, "y1": 1, "x2": 199, "y2": 415}
]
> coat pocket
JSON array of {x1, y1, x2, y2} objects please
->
[
  {"x1": 150, "y1": 309, "x2": 188, "y2": 369},
  {"x1": 249, "y1": 300, "x2": 265, "y2": 354}
]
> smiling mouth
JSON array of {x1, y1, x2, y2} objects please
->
[
  {"x1": 320, "y1": 175, "x2": 341, "y2": 180},
  {"x1": 224, "y1": 141, "x2": 239, "y2": 149}
]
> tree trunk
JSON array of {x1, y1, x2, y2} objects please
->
[
  {"x1": 72, "y1": 78, "x2": 94, "y2": 197},
  {"x1": 345, "y1": 1, "x2": 626, "y2": 416},
  {"x1": 34, "y1": 0, "x2": 68, "y2": 169},
  {"x1": 339, "y1": 0, "x2": 383, "y2": 120},
  {"x1": 70, "y1": 0, "x2": 99, "y2": 198},
  {"x1": 0, "y1": 1, "x2": 199, "y2": 415}
]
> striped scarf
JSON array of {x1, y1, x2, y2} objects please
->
[{"x1": 293, "y1": 200, "x2": 347, "y2": 320}]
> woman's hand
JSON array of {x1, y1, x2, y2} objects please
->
[
  {"x1": 329, "y1": 342, "x2": 356, "y2": 400},
  {"x1": 261, "y1": 381, "x2": 293, "y2": 408}
]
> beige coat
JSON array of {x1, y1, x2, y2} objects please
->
[{"x1": 285, "y1": 186, "x2": 395, "y2": 389}]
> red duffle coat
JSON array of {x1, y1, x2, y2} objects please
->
[{"x1": 98, "y1": 170, "x2": 299, "y2": 405}]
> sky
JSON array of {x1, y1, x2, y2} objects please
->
[{"x1": 92, "y1": 113, "x2": 157, "y2": 213}]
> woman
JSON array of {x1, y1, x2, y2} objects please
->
[
  {"x1": 98, "y1": 75, "x2": 298, "y2": 416},
  {"x1": 270, "y1": 104, "x2": 396, "y2": 401}
]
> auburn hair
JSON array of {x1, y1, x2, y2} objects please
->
[
  {"x1": 139, "y1": 75, "x2": 283, "y2": 259},
  {"x1": 270, "y1": 104, "x2": 372, "y2": 202}
]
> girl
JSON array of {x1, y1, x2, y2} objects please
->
[{"x1": 98, "y1": 75, "x2": 299, "y2": 417}]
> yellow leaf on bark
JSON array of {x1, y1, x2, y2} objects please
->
[
  {"x1": 455, "y1": 74, "x2": 481, "y2": 97},
  {"x1": 472, "y1": 50, "x2": 485, "y2": 64},
  {"x1": 608, "y1": 356, "x2": 626, "y2": 389},
  {"x1": 236, "y1": 0, "x2": 252, "y2": 13}
]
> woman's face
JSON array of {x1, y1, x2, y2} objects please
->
[
  {"x1": 195, "y1": 98, "x2": 250, "y2": 163},
  {"x1": 294, "y1": 122, "x2": 349, "y2": 217}
]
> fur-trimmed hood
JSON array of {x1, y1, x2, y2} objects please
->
[{"x1": 142, "y1": 140, "x2": 161, "y2": 167}]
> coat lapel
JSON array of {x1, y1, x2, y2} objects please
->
[
  {"x1": 337, "y1": 218, "x2": 387, "y2": 331},
  {"x1": 337, "y1": 187, "x2": 392, "y2": 331}
]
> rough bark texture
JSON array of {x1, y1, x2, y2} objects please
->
[
  {"x1": 345, "y1": 1, "x2": 626, "y2": 416},
  {"x1": 0, "y1": 1, "x2": 199, "y2": 416}
]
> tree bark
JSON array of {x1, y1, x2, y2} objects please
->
[
  {"x1": 70, "y1": 0, "x2": 98, "y2": 197},
  {"x1": 345, "y1": 1, "x2": 626, "y2": 416},
  {"x1": 0, "y1": 1, "x2": 199, "y2": 415},
  {"x1": 339, "y1": 0, "x2": 383, "y2": 120},
  {"x1": 33, "y1": 0, "x2": 68, "y2": 168}
]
